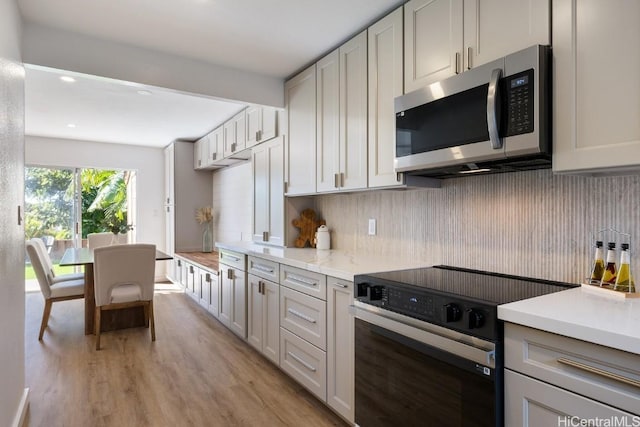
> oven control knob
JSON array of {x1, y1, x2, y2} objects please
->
[
  {"x1": 467, "y1": 309, "x2": 485, "y2": 329},
  {"x1": 443, "y1": 303, "x2": 462, "y2": 322}
]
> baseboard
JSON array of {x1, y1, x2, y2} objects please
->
[{"x1": 12, "y1": 388, "x2": 29, "y2": 427}]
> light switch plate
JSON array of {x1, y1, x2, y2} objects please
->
[{"x1": 368, "y1": 218, "x2": 376, "y2": 236}]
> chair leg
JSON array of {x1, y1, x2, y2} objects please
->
[
  {"x1": 39, "y1": 299, "x2": 53, "y2": 340},
  {"x1": 95, "y1": 307, "x2": 102, "y2": 350},
  {"x1": 143, "y1": 303, "x2": 150, "y2": 328},
  {"x1": 149, "y1": 300, "x2": 156, "y2": 342}
]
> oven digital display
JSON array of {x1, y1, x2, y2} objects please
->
[{"x1": 510, "y1": 75, "x2": 528, "y2": 88}]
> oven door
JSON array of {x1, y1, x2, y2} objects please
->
[{"x1": 354, "y1": 304, "x2": 502, "y2": 427}]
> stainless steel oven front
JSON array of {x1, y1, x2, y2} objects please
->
[{"x1": 353, "y1": 302, "x2": 502, "y2": 427}]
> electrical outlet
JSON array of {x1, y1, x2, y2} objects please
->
[{"x1": 368, "y1": 218, "x2": 376, "y2": 236}]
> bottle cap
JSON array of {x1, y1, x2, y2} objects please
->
[
  {"x1": 621, "y1": 243, "x2": 629, "y2": 250},
  {"x1": 595, "y1": 241, "x2": 603, "y2": 247},
  {"x1": 608, "y1": 242, "x2": 616, "y2": 250}
]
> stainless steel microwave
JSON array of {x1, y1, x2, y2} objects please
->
[{"x1": 395, "y1": 45, "x2": 551, "y2": 178}]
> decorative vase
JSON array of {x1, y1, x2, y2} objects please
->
[
  {"x1": 110, "y1": 233, "x2": 119, "y2": 245},
  {"x1": 202, "y1": 224, "x2": 213, "y2": 253}
]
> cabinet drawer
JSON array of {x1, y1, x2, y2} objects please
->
[
  {"x1": 219, "y1": 249, "x2": 246, "y2": 271},
  {"x1": 506, "y1": 370, "x2": 637, "y2": 426},
  {"x1": 280, "y1": 327, "x2": 327, "y2": 402},
  {"x1": 280, "y1": 286, "x2": 326, "y2": 350},
  {"x1": 248, "y1": 256, "x2": 279, "y2": 282},
  {"x1": 505, "y1": 323, "x2": 640, "y2": 415},
  {"x1": 280, "y1": 264, "x2": 326, "y2": 300}
]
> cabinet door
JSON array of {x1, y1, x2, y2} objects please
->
[
  {"x1": 262, "y1": 279, "x2": 280, "y2": 364},
  {"x1": 219, "y1": 265, "x2": 232, "y2": 327},
  {"x1": 316, "y1": 49, "x2": 340, "y2": 193},
  {"x1": 252, "y1": 143, "x2": 269, "y2": 243},
  {"x1": 165, "y1": 204, "x2": 175, "y2": 258},
  {"x1": 199, "y1": 269, "x2": 214, "y2": 310},
  {"x1": 210, "y1": 127, "x2": 223, "y2": 163},
  {"x1": 164, "y1": 144, "x2": 174, "y2": 206},
  {"x1": 233, "y1": 110, "x2": 246, "y2": 153},
  {"x1": 194, "y1": 137, "x2": 204, "y2": 169},
  {"x1": 223, "y1": 120, "x2": 236, "y2": 158},
  {"x1": 505, "y1": 370, "x2": 637, "y2": 427},
  {"x1": 267, "y1": 137, "x2": 284, "y2": 246},
  {"x1": 368, "y1": 7, "x2": 404, "y2": 188},
  {"x1": 404, "y1": 0, "x2": 463, "y2": 93},
  {"x1": 463, "y1": 0, "x2": 549, "y2": 70},
  {"x1": 261, "y1": 107, "x2": 277, "y2": 143},
  {"x1": 285, "y1": 64, "x2": 317, "y2": 195},
  {"x1": 247, "y1": 274, "x2": 263, "y2": 351},
  {"x1": 230, "y1": 268, "x2": 247, "y2": 338},
  {"x1": 339, "y1": 30, "x2": 368, "y2": 191},
  {"x1": 208, "y1": 273, "x2": 219, "y2": 318},
  {"x1": 246, "y1": 106, "x2": 262, "y2": 149},
  {"x1": 327, "y1": 278, "x2": 354, "y2": 423},
  {"x1": 186, "y1": 263, "x2": 199, "y2": 302},
  {"x1": 553, "y1": 0, "x2": 640, "y2": 173}
]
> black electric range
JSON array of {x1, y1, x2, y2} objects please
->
[{"x1": 354, "y1": 265, "x2": 577, "y2": 342}]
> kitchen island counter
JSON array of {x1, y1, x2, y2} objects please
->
[{"x1": 499, "y1": 287, "x2": 640, "y2": 355}]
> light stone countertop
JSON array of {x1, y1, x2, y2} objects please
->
[
  {"x1": 215, "y1": 241, "x2": 431, "y2": 281},
  {"x1": 498, "y1": 287, "x2": 640, "y2": 355}
]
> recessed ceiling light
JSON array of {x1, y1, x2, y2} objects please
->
[
  {"x1": 60, "y1": 76, "x2": 76, "y2": 83},
  {"x1": 137, "y1": 90, "x2": 152, "y2": 96},
  {"x1": 67, "y1": 123, "x2": 76, "y2": 128}
]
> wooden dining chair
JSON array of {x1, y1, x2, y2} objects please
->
[
  {"x1": 93, "y1": 243, "x2": 156, "y2": 350},
  {"x1": 26, "y1": 239, "x2": 85, "y2": 340}
]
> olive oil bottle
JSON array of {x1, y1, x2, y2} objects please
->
[
  {"x1": 600, "y1": 242, "x2": 617, "y2": 286},
  {"x1": 589, "y1": 240, "x2": 605, "y2": 284},
  {"x1": 613, "y1": 243, "x2": 635, "y2": 293}
]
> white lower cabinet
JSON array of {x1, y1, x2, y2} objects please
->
[
  {"x1": 280, "y1": 327, "x2": 327, "y2": 401},
  {"x1": 247, "y1": 274, "x2": 280, "y2": 364},
  {"x1": 280, "y1": 286, "x2": 326, "y2": 350},
  {"x1": 219, "y1": 251, "x2": 247, "y2": 339},
  {"x1": 505, "y1": 370, "x2": 637, "y2": 427},
  {"x1": 198, "y1": 269, "x2": 219, "y2": 318},
  {"x1": 326, "y1": 278, "x2": 354, "y2": 423},
  {"x1": 185, "y1": 263, "x2": 199, "y2": 302},
  {"x1": 504, "y1": 323, "x2": 640, "y2": 423}
]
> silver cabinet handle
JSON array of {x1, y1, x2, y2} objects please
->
[
  {"x1": 227, "y1": 268, "x2": 234, "y2": 280},
  {"x1": 455, "y1": 52, "x2": 461, "y2": 74},
  {"x1": 557, "y1": 358, "x2": 640, "y2": 389},
  {"x1": 340, "y1": 172, "x2": 344, "y2": 187},
  {"x1": 287, "y1": 308, "x2": 317, "y2": 324},
  {"x1": 487, "y1": 68, "x2": 503, "y2": 149},
  {"x1": 287, "y1": 274, "x2": 317, "y2": 287},
  {"x1": 253, "y1": 264, "x2": 274, "y2": 274},
  {"x1": 262, "y1": 231, "x2": 269, "y2": 242},
  {"x1": 334, "y1": 173, "x2": 339, "y2": 188},
  {"x1": 223, "y1": 254, "x2": 241, "y2": 263},
  {"x1": 467, "y1": 46, "x2": 472, "y2": 70},
  {"x1": 333, "y1": 283, "x2": 348, "y2": 288},
  {"x1": 287, "y1": 351, "x2": 317, "y2": 372}
]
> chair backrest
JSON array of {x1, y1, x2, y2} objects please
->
[
  {"x1": 31, "y1": 238, "x2": 56, "y2": 283},
  {"x1": 87, "y1": 232, "x2": 115, "y2": 249},
  {"x1": 26, "y1": 239, "x2": 53, "y2": 298},
  {"x1": 93, "y1": 244, "x2": 156, "y2": 307}
]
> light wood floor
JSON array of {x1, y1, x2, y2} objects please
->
[{"x1": 24, "y1": 286, "x2": 346, "y2": 427}]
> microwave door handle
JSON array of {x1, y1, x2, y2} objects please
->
[{"x1": 487, "y1": 68, "x2": 503, "y2": 149}]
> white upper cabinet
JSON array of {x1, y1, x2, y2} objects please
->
[
  {"x1": 252, "y1": 136, "x2": 285, "y2": 246},
  {"x1": 404, "y1": 0, "x2": 550, "y2": 93},
  {"x1": 210, "y1": 126, "x2": 223, "y2": 164},
  {"x1": 194, "y1": 134, "x2": 209, "y2": 170},
  {"x1": 553, "y1": 0, "x2": 640, "y2": 174},
  {"x1": 404, "y1": 0, "x2": 463, "y2": 93},
  {"x1": 463, "y1": 0, "x2": 550, "y2": 71},
  {"x1": 316, "y1": 31, "x2": 368, "y2": 193},
  {"x1": 368, "y1": 7, "x2": 404, "y2": 188},
  {"x1": 223, "y1": 110, "x2": 247, "y2": 158},
  {"x1": 284, "y1": 64, "x2": 317, "y2": 196},
  {"x1": 246, "y1": 105, "x2": 278, "y2": 149}
]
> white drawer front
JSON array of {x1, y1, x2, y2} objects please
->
[
  {"x1": 219, "y1": 249, "x2": 246, "y2": 271},
  {"x1": 505, "y1": 323, "x2": 640, "y2": 415},
  {"x1": 280, "y1": 264, "x2": 326, "y2": 300},
  {"x1": 280, "y1": 328, "x2": 327, "y2": 402},
  {"x1": 248, "y1": 256, "x2": 279, "y2": 282},
  {"x1": 280, "y1": 286, "x2": 326, "y2": 350}
]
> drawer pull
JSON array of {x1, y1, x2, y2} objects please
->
[
  {"x1": 557, "y1": 358, "x2": 640, "y2": 389},
  {"x1": 333, "y1": 283, "x2": 348, "y2": 288},
  {"x1": 223, "y1": 255, "x2": 241, "y2": 263},
  {"x1": 253, "y1": 264, "x2": 274, "y2": 274},
  {"x1": 287, "y1": 351, "x2": 317, "y2": 372},
  {"x1": 287, "y1": 274, "x2": 317, "y2": 287},
  {"x1": 287, "y1": 308, "x2": 317, "y2": 324}
]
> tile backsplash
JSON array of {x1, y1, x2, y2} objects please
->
[{"x1": 315, "y1": 170, "x2": 640, "y2": 284}]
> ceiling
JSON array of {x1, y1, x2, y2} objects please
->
[{"x1": 19, "y1": 0, "x2": 404, "y2": 148}]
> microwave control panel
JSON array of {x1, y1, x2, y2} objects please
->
[{"x1": 504, "y1": 68, "x2": 534, "y2": 137}]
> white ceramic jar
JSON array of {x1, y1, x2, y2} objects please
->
[{"x1": 316, "y1": 225, "x2": 330, "y2": 250}]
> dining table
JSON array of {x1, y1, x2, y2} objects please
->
[{"x1": 59, "y1": 246, "x2": 172, "y2": 335}]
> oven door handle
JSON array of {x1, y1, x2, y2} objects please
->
[{"x1": 351, "y1": 305, "x2": 496, "y2": 369}]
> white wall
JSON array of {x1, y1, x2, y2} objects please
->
[
  {"x1": 0, "y1": 1, "x2": 27, "y2": 425},
  {"x1": 25, "y1": 136, "x2": 166, "y2": 271}
]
